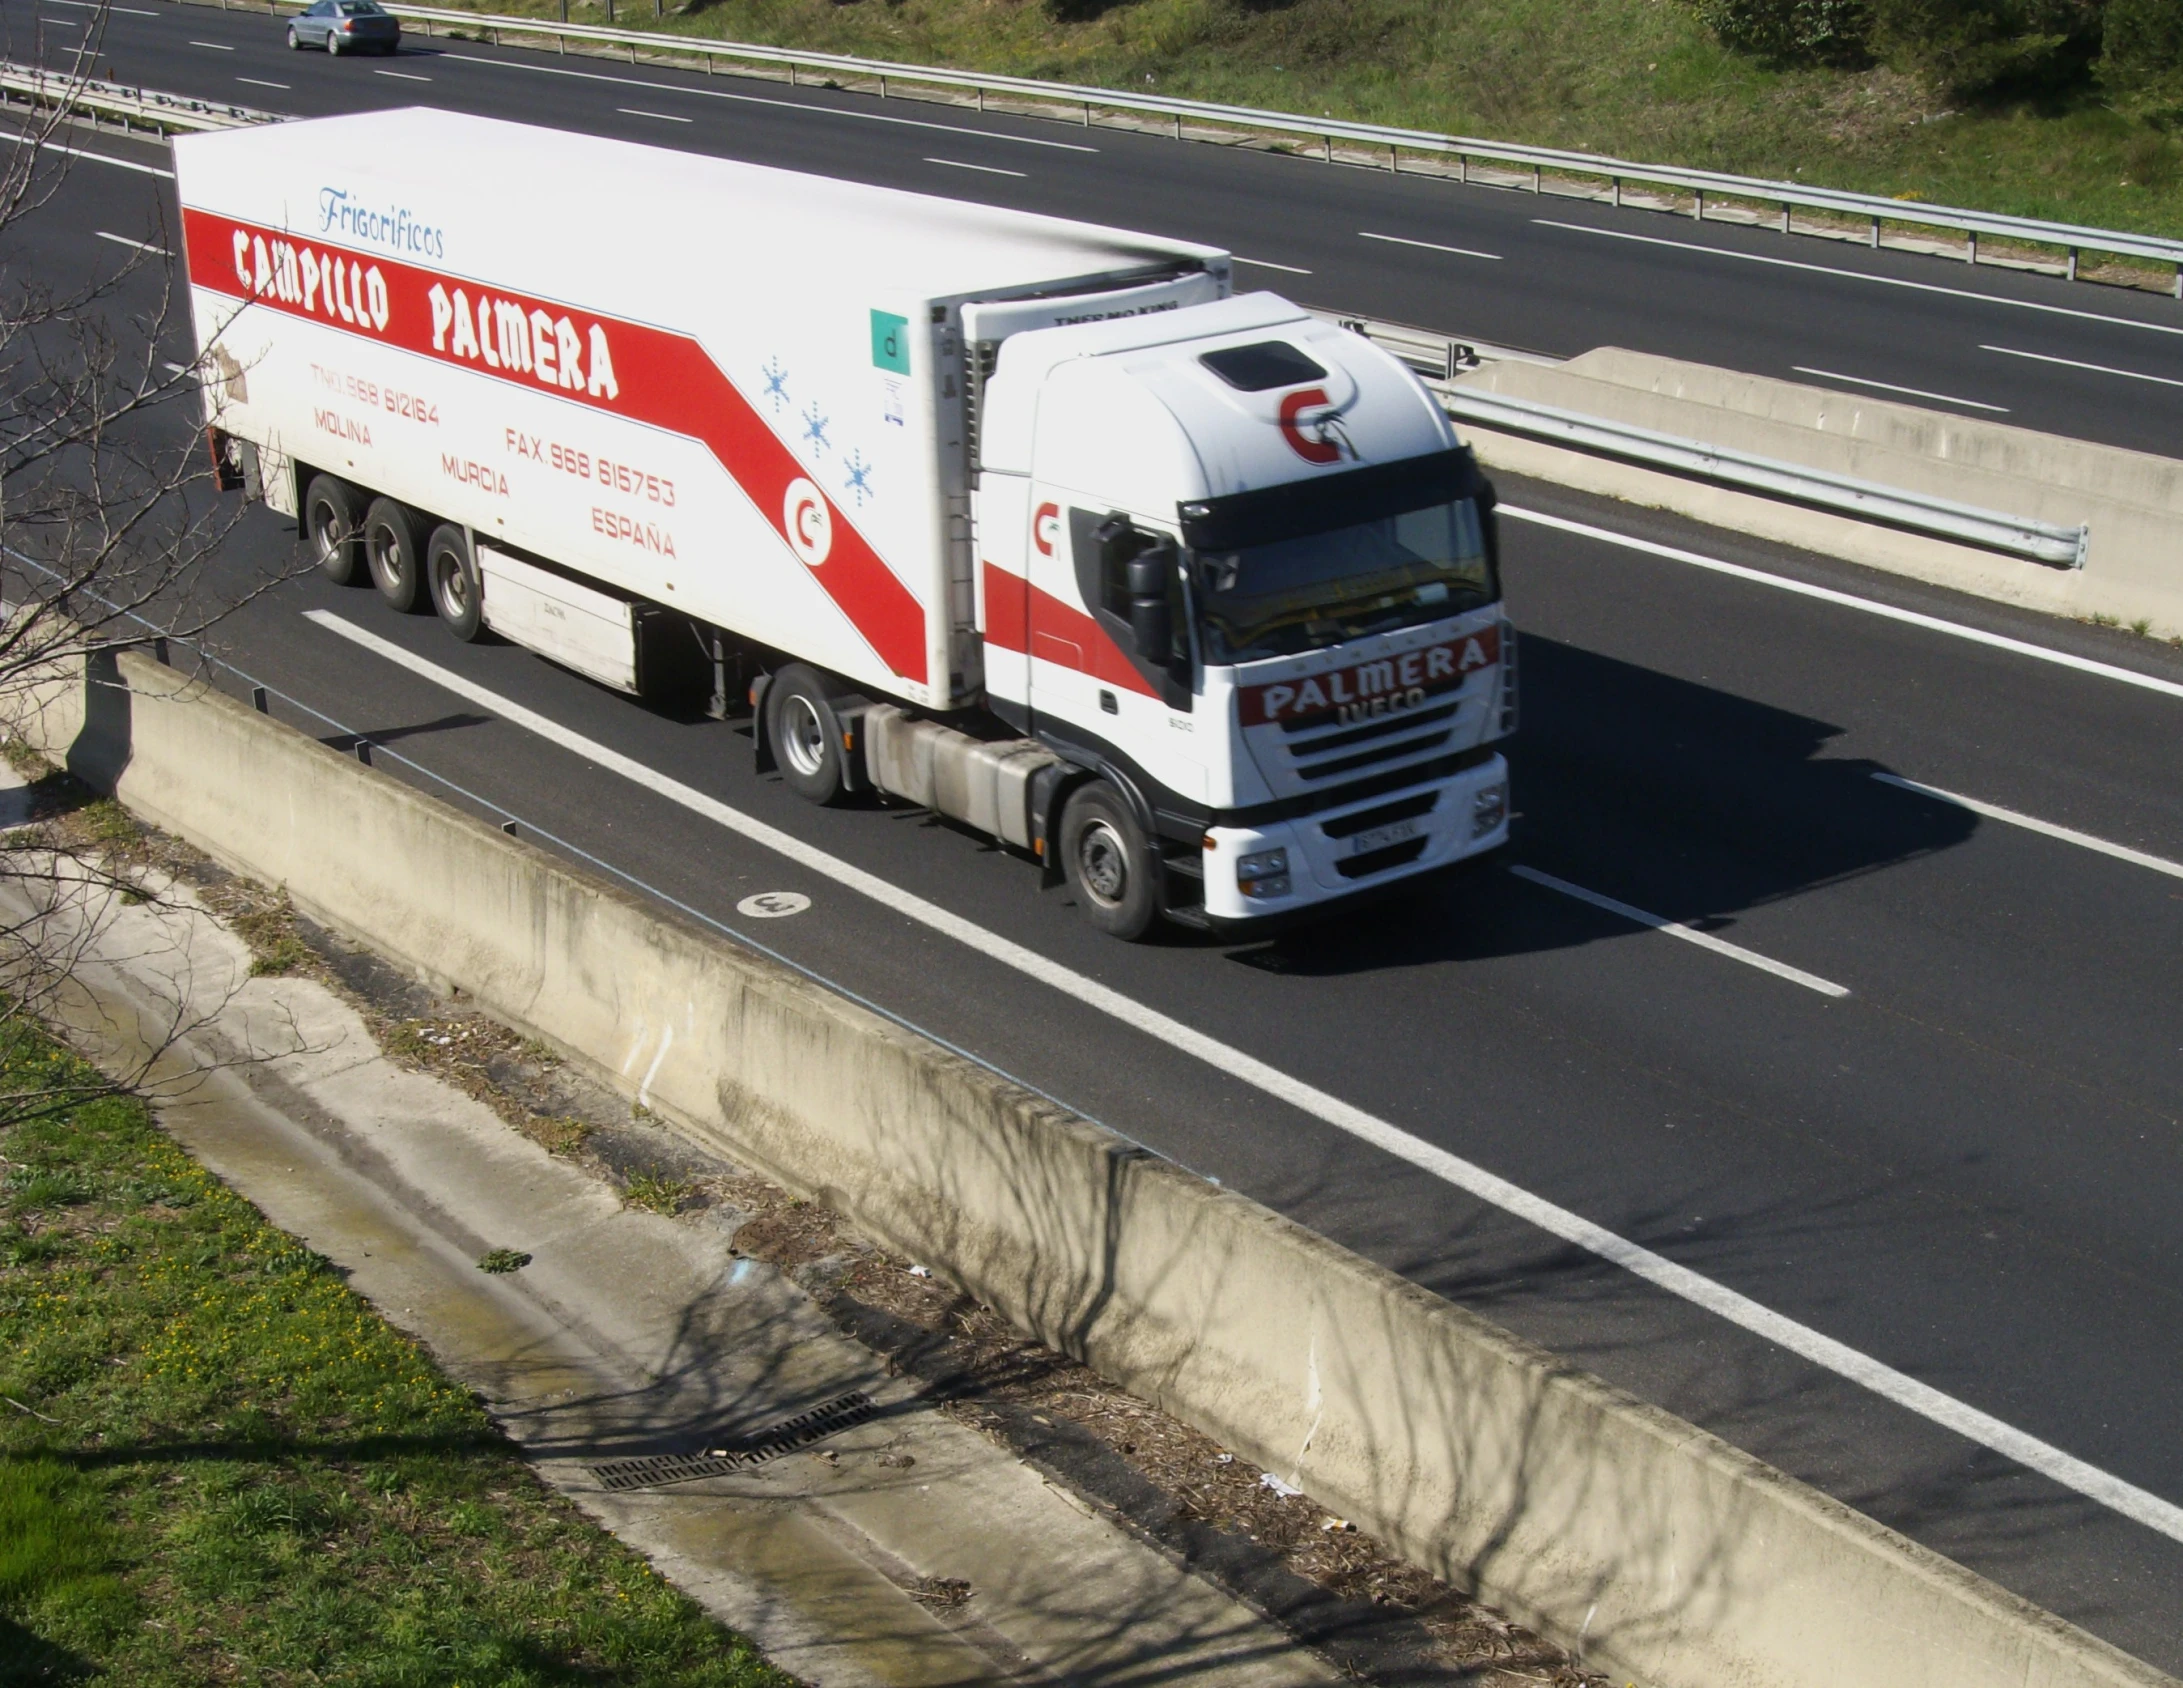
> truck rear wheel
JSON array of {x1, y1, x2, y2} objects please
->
[
  {"x1": 363, "y1": 497, "x2": 428, "y2": 613},
  {"x1": 1061, "y1": 781, "x2": 1158, "y2": 941},
  {"x1": 304, "y1": 474, "x2": 366, "y2": 586},
  {"x1": 426, "y1": 524, "x2": 483, "y2": 641},
  {"x1": 766, "y1": 664, "x2": 848, "y2": 807}
]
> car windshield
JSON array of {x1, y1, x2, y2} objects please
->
[{"x1": 1191, "y1": 495, "x2": 1495, "y2": 664}]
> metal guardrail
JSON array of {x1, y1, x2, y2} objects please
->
[
  {"x1": 309, "y1": 3, "x2": 2183, "y2": 296},
  {"x1": 1439, "y1": 384, "x2": 2089, "y2": 568},
  {"x1": 0, "y1": 65, "x2": 273, "y2": 130},
  {"x1": 1323, "y1": 311, "x2": 2089, "y2": 570}
]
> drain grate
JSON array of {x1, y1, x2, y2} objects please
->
[{"x1": 587, "y1": 1392, "x2": 879, "y2": 1492}]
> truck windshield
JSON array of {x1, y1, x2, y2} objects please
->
[{"x1": 1190, "y1": 495, "x2": 1494, "y2": 664}]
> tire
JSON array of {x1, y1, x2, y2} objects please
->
[
  {"x1": 286, "y1": 25, "x2": 300, "y2": 48},
  {"x1": 1060, "y1": 781, "x2": 1158, "y2": 941},
  {"x1": 326, "y1": 32, "x2": 343, "y2": 55},
  {"x1": 426, "y1": 524, "x2": 483, "y2": 641},
  {"x1": 362, "y1": 496, "x2": 428, "y2": 613},
  {"x1": 302, "y1": 474, "x2": 366, "y2": 586},
  {"x1": 766, "y1": 664, "x2": 848, "y2": 806}
]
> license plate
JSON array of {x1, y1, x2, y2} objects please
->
[{"x1": 1346, "y1": 817, "x2": 1424, "y2": 855}]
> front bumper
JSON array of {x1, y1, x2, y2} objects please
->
[{"x1": 1198, "y1": 752, "x2": 1510, "y2": 927}]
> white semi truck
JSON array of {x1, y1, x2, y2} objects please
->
[{"x1": 175, "y1": 108, "x2": 1514, "y2": 939}]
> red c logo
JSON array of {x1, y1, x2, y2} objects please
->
[
  {"x1": 1278, "y1": 388, "x2": 1345, "y2": 465},
  {"x1": 1033, "y1": 501, "x2": 1060, "y2": 557}
]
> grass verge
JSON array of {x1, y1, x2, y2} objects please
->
[{"x1": 0, "y1": 1018, "x2": 794, "y2": 1687}]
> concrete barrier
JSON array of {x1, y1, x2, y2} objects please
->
[
  {"x1": 13, "y1": 646, "x2": 2174, "y2": 1688},
  {"x1": 1455, "y1": 349, "x2": 2183, "y2": 638}
]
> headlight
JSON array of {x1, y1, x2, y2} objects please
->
[
  {"x1": 1237, "y1": 847, "x2": 1289, "y2": 899},
  {"x1": 1471, "y1": 783, "x2": 1508, "y2": 838}
]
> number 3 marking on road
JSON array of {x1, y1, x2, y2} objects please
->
[{"x1": 737, "y1": 890, "x2": 811, "y2": 919}]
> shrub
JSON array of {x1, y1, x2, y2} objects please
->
[
  {"x1": 1867, "y1": 0, "x2": 2100, "y2": 99},
  {"x1": 2102, "y1": 0, "x2": 2183, "y2": 118},
  {"x1": 1694, "y1": 0, "x2": 1873, "y2": 63}
]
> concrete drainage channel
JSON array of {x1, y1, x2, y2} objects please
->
[{"x1": 12, "y1": 628, "x2": 2177, "y2": 1688}]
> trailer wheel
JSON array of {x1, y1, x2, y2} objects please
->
[
  {"x1": 303, "y1": 474, "x2": 366, "y2": 586},
  {"x1": 1060, "y1": 781, "x2": 1158, "y2": 941},
  {"x1": 426, "y1": 525, "x2": 483, "y2": 641},
  {"x1": 363, "y1": 497, "x2": 428, "y2": 613},
  {"x1": 766, "y1": 664, "x2": 849, "y2": 806}
]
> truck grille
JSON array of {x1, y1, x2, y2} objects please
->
[{"x1": 1282, "y1": 701, "x2": 1459, "y2": 782}]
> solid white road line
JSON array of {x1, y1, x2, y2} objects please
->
[
  {"x1": 1359, "y1": 230, "x2": 1501, "y2": 261},
  {"x1": 235, "y1": 76, "x2": 291, "y2": 90},
  {"x1": 925, "y1": 157, "x2": 1027, "y2": 178},
  {"x1": 1234, "y1": 256, "x2": 1314, "y2": 275},
  {"x1": 1981, "y1": 343, "x2": 2183, "y2": 390},
  {"x1": 444, "y1": 52, "x2": 1100, "y2": 150},
  {"x1": 1872, "y1": 773, "x2": 2183, "y2": 881},
  {"x1": 1534, "y1": 217, "x2": 2183, "y2": 339},
  {"x1": 304, "y1": 604, "x2": 2183, "y2": 1545},
  {"x1": 42, "y1": 0, "x2": 159, "y2": 11},
  {"x1": 0, "y1": 131, "x2": 173, "y2": 177},
  {"x1": 1791, "y1": 365, "x2": 2009, "y2": 413},
  {"x1": 1500, "y1": 504, "x2": 2183, "y2": 703},
  {"x1": 188, "y1": 39, "x2": 233, "y2": 49},
  {"x1": 617, "y1": 107, "x2": 690, "y2": 122},
  {"x1": 1508, "y1": 865, "x2": 1850, "y2": 996},
  {"x1": 94, "y1": 230, "x2": 168, "y2": 256},
  {"x1": 374, "y1": 68, "x2": 433, "y2": 81}
]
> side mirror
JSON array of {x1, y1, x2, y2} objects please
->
[{"x1": 1128, "y1": 544, "x2": 1176, "y2": 660}]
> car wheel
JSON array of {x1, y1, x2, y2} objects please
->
[
  {"x1": 362, "y1": 497, "x2": 428, "y2": 613},
  {"x1": 426, "y1": 524, "x2": 483, "y2": 641},
  {"x1": 1061, "y1": 781, "x2": 1159, "y2": 941},
  {"x1": 766, "y1": 664, "x2": 849, "y2": 806},
  {"x1": 286, "y1": 25, "x2": 301, "y2": 48},
  {"x1": 326, "y1": 32, "x2": 343, "y2": 55},
  {"x1": 303, "y1": 474, "x2": 366, "y2": 586}
]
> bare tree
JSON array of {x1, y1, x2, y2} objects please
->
[{"x1": 0, "y1": 31, "x2": 310, "y2": 1122}]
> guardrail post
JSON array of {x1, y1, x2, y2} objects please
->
[
  {"x1": 1082, "y1": 99, "x2": 1090, "y2": 126},
  {"x1": 1173, "y1": 111, "x2": 1182, "y2": 140},
  {"x1": 1322, "y1": 134, "x2": 1332, "y2": 162},
  {"x1": 2174, "y1": 263, "x2": 2181, "y2": 301},
  {"x1": 1532, "y1": 163, "x2": 1540, "y2": 193},
  {"x1": 788, "y1": 62, "x2": 797, "y2": 86},
  {"x1": 1610, "y1": 176, "x2": 1620, "y2": 207},
  {"x1": 1389, "y1": 144, "x2": 1398, "y2": 173},
  {"x1": 1457, "y1": 154, "x2": 1466, "y2": 184},
  {"x1": 879, "y1": 74, "x2": 887, "y2": 97},
  {"x1": 1694, "y1": 188, "x2": 1704, "y2": 221},
  {"x1": 1870, "y1": 215, "x2": 1880, "y2": 248},
  {"x1": 2066, "y1": 247, "x2": 2077, "y2": 281},
  {"x1": 1966, "y1": 230, "x2": 1977, "y2": 265},
  {"x1": 1780, "y1": 202, "x2": 1790, "y2": 234}
]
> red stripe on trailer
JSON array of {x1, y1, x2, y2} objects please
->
[
  {"x1": 182, "y1": 209, "x2": 928, "y2": 686},
  {"x1": 980, "y1": 561, "x2": 1156, "y2": 698}
]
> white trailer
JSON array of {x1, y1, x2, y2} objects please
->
[{"x1": 177, "y1": 108, "x2": 1514, "y2": 939}]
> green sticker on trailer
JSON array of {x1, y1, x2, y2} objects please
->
[{"x1": 870, "y1": 310, "x2": 911, "y2": 375}]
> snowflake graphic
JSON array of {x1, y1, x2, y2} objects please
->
[
  {"x1": 800, "y1": 403, "x2": 830, "y2": 458},
  {"x1": 842, "y1": 450, "x2": 874, "y2": 507},
  {"x1": 761, "y1": 358, "x2": 790, "y2": 411}
]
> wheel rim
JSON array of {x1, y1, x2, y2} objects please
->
[
  {"x1": 1076, "y1": 820, "x2": 1129, "y2": 905},
  {"x1": 310, "y1": 508, "x2": 343, "y2": 563},
  {"x1": 368, "y1": 525, "x2": 403, "y2": 587},
  {"x1": 779, "y1": 695, "x2": 829, "y2": 778},
  {"x1": 440, "y1": 557, "x2": 471, "y2": 618}
]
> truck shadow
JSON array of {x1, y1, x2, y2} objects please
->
[{"x1": 1224, "y1": 633, "x2": 1977, "y2": 975}]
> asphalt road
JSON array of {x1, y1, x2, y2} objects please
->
[
  {"x1": 20, "y1": 0, "x2": 2183, "y2": 460},
  {"x1": 9, "y1": 12, "x2": 2183, "y2": 1671}
]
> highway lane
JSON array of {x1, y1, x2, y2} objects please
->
[
  {"x1": 14, "y1": 107, "x2": 2183, "y2": 1668},
  {"x1": 20, "y1": 0, "x2": 2183, "y2": 460}
]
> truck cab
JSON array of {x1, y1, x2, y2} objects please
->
[{"x1": 971, "y1": 294, "x2": 1513, "y2": 935}]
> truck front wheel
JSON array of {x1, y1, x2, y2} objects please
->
[
  {"x1": 766, "y1": 664, "x2": 849, "y2": 806},
  {"x1": 426, "y1": 524, "x2": 483, "y2": 641},
  {"x1": 1061, "y1": 782, "x2": 1158, "y2": 941},
  {"x1": 363, "y1": 497, "x2": 428, "y2": 613},
  {"x1": 304, "y1": 474, "x2": 366, "y2": 586}
]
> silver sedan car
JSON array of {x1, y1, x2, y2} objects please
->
[{"x1": 287, "y1": 0, "x2": 402, "y2": 56}]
